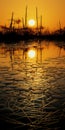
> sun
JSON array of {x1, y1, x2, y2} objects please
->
[{"x1": 28, "y1": 19, "x2": 35, "y2": 27}]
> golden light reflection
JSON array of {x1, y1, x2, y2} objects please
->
[{"x1": 28, "y1": 49, "x2": 36, "y2": 58}]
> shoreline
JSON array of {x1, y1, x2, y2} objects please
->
[{"x1": 0, "y1": 31, "x2": 65, "y2": 43}]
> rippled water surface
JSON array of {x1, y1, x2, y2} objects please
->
[{"x1": 0, "y1": 40, "x2": 65, "y2": 130}]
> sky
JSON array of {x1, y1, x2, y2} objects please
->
[{"x1": 0, "y1": 0, "x2": 65, "y2": 30}]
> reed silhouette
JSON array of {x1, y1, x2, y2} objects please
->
[{"x1": 0, "y1": 7, "x2": 65, "y2": 42}]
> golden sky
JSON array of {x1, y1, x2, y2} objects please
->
[{"x1": 0, "y1": 0, "x2": 65, "y2": 30}]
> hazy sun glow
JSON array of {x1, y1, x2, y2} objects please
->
[
  {"x1": 28, "y1": 19, "x2": 35, "y2": 27},
  {"x1": 0, "y1": 0, "x2": 65, "y2": 30},
  {"x1": 28, "y1": 50, "x2": 36, "y2": 58}
]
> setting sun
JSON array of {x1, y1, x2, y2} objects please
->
[
  {"x1": 28, "y1": 19, "x2": 35, "y2": 27},
  {"x1": 28, "y1": 50, "x2": 36, "y2": 58}
]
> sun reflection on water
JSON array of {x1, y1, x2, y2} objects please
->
[
  {"x1": 0, "y1": 41, "x2": 65, "y2": 129},
  {"x1": 28, "y1": 49, "x2": 36, "y2": 58}
]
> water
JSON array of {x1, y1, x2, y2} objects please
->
[{"x1": 0, "y1": 40, "x2": 65, "y2": 130}]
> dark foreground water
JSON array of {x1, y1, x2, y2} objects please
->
[{"x1": 0, "y1": 40, "x2": 65, "y2": 130}]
